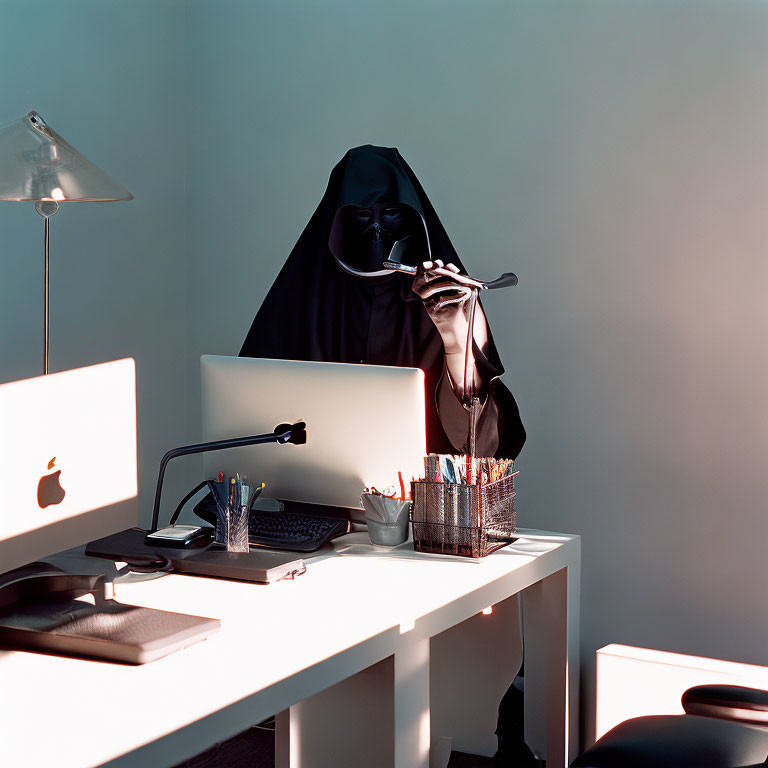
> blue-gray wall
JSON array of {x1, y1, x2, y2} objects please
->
[{"x1": 0, "y1": 0, "x2": 191, "y2": 520}]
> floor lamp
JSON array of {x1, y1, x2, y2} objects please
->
[{"x1": 0, "y1": 111, "x2": 132, "y2": 374}]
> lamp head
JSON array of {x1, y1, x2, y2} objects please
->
[{"x1": 0, "y1": 110, "x2": 132, "y2": 203}]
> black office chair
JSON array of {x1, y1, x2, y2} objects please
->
[{"x1": 571, "y1": 684, "x2": 768, "y2": 768}]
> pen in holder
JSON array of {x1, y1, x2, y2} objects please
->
[{"x1": 208, "y1": 478, "x2": 250, "y2": 553}]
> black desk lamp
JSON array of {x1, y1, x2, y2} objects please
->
[
  {"x1": 85, "y1": 421, "x2": 309, "y2": 583},
  {"x1": 149, "y1": 421, "x2": 307, "y2": 533}
]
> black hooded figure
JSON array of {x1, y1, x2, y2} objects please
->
[{"x1": 240, "y1": 145, "x2": 525, "y2": 460}]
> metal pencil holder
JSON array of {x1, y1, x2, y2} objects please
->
[{"x1": 410, "y1": 473, "x2": 516, "y2": 558}]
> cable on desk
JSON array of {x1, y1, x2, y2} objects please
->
[{"x1": 169, "y1": 480, "x2": 211, "y2": 526}]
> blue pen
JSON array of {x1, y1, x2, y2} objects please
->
[
  {"x1": 236, "y1": 473, "x2": 243, "y2": 508},
  {"x1": 440, "y1": 455, "x2": 456, "y2": 483}
]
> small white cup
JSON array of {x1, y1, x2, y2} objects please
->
[{"x1": 361, "y1": 494, "x2": 411, "y2": 546}]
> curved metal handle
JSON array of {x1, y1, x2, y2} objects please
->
[{"x1": 483, "y1": 272, "x2": 518, "y2": 290}]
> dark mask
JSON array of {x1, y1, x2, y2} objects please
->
[
  {"x1": 330, "y1": 201, "x2": 423, "y2": 278},
  {"x1": 349, "y1": 202, "x2": 409, "y2": 271}
]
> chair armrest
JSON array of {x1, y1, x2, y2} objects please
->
[{"x1": 682, "y1": 685, "x2": 768, "y2": 726}]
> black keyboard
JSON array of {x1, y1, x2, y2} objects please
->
[{"x1": 248, "y1": 509, "x2": 349, "y2": 553}]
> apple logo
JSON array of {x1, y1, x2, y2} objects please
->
[{"x1": 38, "y1": 456, "x2": 66, "y2": 508}]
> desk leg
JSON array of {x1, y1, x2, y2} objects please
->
[
  {"x1": 394, "y1": 636, "x2": 431, "y2": 768},
  {"x1": 523, "y1": 565, "x2": 580, "y2": 767},
  {"x1": 274, "y1": 658, "x2": 396, "y2": 768},
  {"x1": 274, "y1": 642, "x2": 431, "y2": 768},
  {"x1": 275, "y1": 709, "x2": 294, "y2": 768}
]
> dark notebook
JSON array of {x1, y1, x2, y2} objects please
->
[{"x1": 86, "y1": 528, "x2": 307, "y2": 583}]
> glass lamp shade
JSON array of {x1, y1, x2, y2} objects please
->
[{"x1": 0, "y1": 111, "x2": 132, "y2": 202}]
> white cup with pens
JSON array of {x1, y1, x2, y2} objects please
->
[{"x1": 361, "y1": 474, "x2": 411, "y2": 547}]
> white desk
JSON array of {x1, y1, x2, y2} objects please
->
[{"x1": 0, "y1": 529, "x2": 580, "y2": 768}]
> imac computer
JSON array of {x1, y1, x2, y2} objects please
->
[
  {"x1": 0, "y1": 359, "x2": 138, "y2": 574},
  {"x1": 0, "y1": 359, "x2": 219, "y2": 663},
  {"x1": 200, "y1": 355, "x2": 427, "y2": 519}
]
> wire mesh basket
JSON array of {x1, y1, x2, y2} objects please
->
[{"x1": 410, "y1": 473, "x2": 516, "y2": 558}]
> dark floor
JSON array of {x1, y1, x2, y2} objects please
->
[
  {"x1": 449, "y1": 752, "x2": 494, "y2": 768},
  {"x1": 174, "y1": 725, "x2": 494, "y2": 767}
]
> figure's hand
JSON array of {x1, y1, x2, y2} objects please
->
[{"x1": 412, "y1": 260, "x2": 476, "y2": 355}]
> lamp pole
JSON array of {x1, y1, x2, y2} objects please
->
[{"x1": 35, "y1": 200, "x2": 59, "y2": 375}]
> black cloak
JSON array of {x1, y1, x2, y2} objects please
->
[{"x1": 240, "y1": 145, "x2": 525, "y2": 459}]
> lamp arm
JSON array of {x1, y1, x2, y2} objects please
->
[{"x1": 149, "y1": 421, "x2": 306, "y2": 532}]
